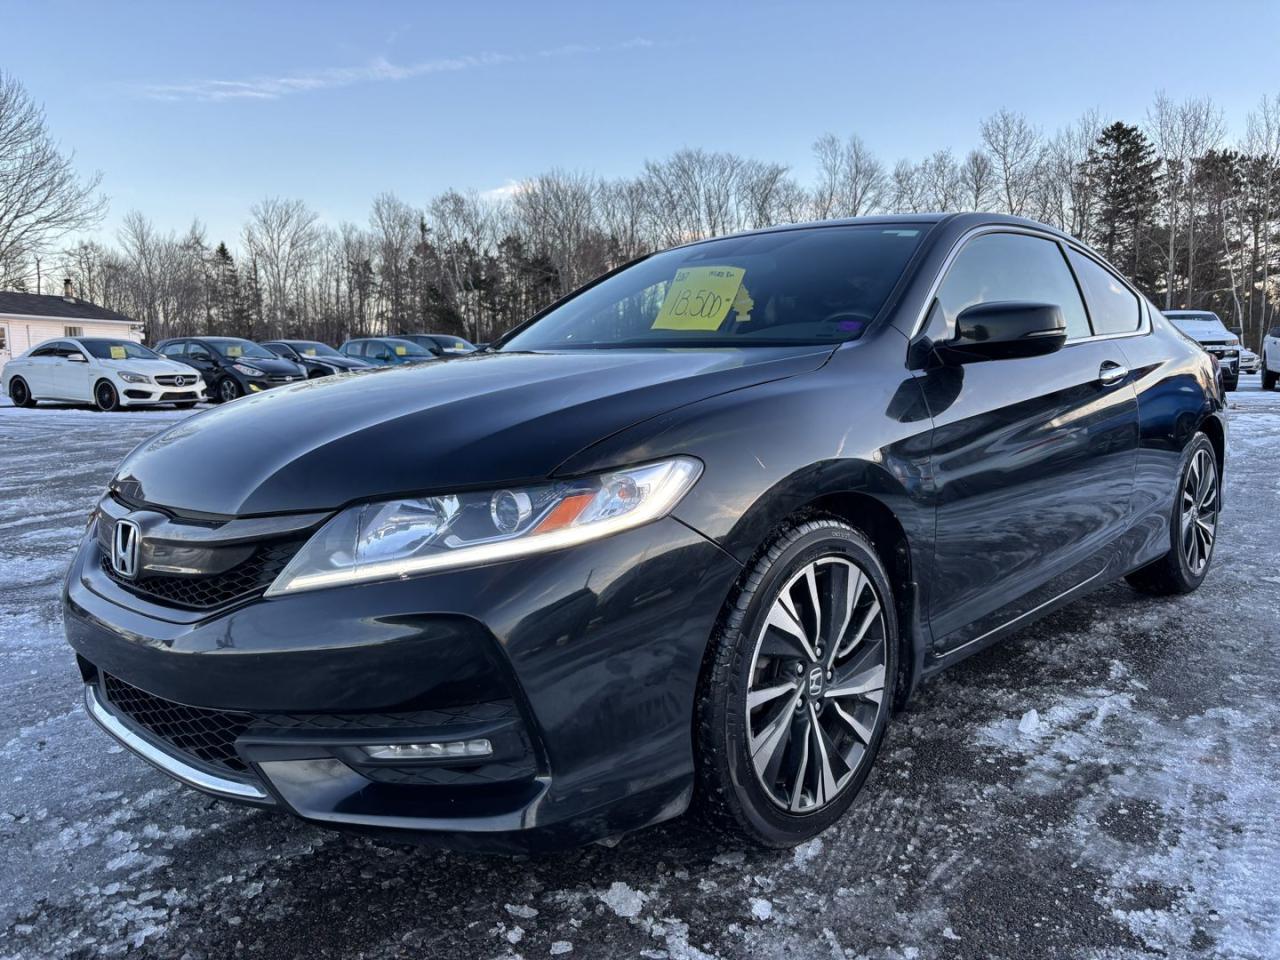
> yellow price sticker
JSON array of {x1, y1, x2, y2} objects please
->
[
  {"x1": 109, "y1": 345, "x2": 127, "y2": 360},
  {"x1": 394, "y1": 345, "x2": 407, "y2": 356},
  {"x1": 227, "y1": 346, "x2": 243, "y2": 358},
  {"x1": 304, "y1": 348, "x2": 316, "y2": 356},
  {"x1": 652, "y1": 266, "x2": 745, "y2": 331}
]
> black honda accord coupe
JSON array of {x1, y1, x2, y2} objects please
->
[{"x1": 65, "y1": 213, "x2": 1225, "y2": 852}]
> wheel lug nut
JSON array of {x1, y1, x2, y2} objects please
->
[
  {"x1": 815, "y1": 646, "x2": 824, "y2": 658},
  {"x1": 795, "y1": 663, "x2": 804, "y2": 675},
  {"x1": 826, "y1": 670, "x2": 833, "y2": 681}
]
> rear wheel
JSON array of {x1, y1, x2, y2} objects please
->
[
  {"x1": 1126, "y1": 434, "x2": 1219, "y2": 596},
  {"x1": 1264, "y1": 367, "x2": 1278, "y2": 391},
  {"x1": 94, "y1": 379, "x2": 120, "y2": 412},
  {"x1": 8, "y1": 376, "x2": 36, "y2": 408},
  {"x1": 696, "y1": 518, "x2": 896, "y2": 847}
]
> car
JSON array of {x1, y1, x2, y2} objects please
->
[
  {"x1": 2, "y1": 337, "x2": 205, "y2": 411},
  {"x1": 155, "y1": 337, "x2": 306, "y2": 403},
  {"x1": 338, "y1": 337, "x2": 439, "y2": 367},
  {"x1": 66, "y1": 213, "x2": 1225, "y2": 853},
  {"x1": 1163, "y1": 310, "x2": 1241, "y2": 391},
  {"x1": 395, "y1": 333, "x2": 479, "y2": 357},
  {"x1": 261, "y1": 339, "x2": 371, "y2": 378},
  {"x1": 1262, "y1": 323, "x2": 1280, "y2": 391},
  {"x1": 1238, "y1": 346, "x2": 1260, "y2": 375}
]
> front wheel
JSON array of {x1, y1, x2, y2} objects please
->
[
  {"x1": 94, "y1": 379, "x2": 120, "y2": 412},
  {"x1": 8, "y1": 376, "x2": 36, "y2": 408},
  {"x1": 217, "y1": 378, "x2": 241, "y2": 403},
  {"x1": 1126, "y1": 434, "x2": 1219, "y2": 596},
  {"x1": 696, "y1": 518, "x2": 896, "y2": 847}
]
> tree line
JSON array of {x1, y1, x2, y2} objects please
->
[{"x1": 2, "y1": 70, "x2": 1278, "y2": 350}]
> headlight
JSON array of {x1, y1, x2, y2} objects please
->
[
  {"x1": 233, "y1": 363, "x2": 265, "y2": 377},
  {"x1": 118, "y1": 371, "x2": 152, "y2": 384},
  {"x1": 266, "y1": 456, "x2": 702, "y2": 596},
  {"x1": 1226, "y1": 337, "x2": 1240, "y2": 347}
]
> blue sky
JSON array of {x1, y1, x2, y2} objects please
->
[{"x1": 3, "y1": 0, "x2": 1277, "y2": 244}]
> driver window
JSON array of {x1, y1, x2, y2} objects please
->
[
  {"x1": 935, "y1": 233, "x2": 1091, "y2": 341},
  {"x1": 189, "y1": 345, "x2": 212, "y2": 361},
  {"x1": 160, "y1": 342, "x2": 185, "y2": 358}
]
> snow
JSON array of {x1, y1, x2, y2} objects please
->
[{"x1": 1, "y1": 377, "x2": 1279, "y2": 958}]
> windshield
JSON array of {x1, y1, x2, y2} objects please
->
[
  {"x1": 80, "y1": 339, "x2": 159, "y2": 360},
  {"x1": 385, "y1": 339, "x2": 433, "y2": 357},
  {"x1": 209, "y1": 338, "x2": 274, "y2": 359},
  {"x1": 501, "y1": 225, "x2": 925, "y2": 351},
  {"x1": 435, "y1": 336, "x2": 475, "y2": 351},
  {"x1": 290, "y1": 341, "x2": 341, "y2": 357}
]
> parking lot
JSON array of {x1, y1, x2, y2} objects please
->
[{"x1": 1, "y1": 379, "x2": 1277, "y2": 960}]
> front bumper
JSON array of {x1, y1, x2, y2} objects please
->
[
  {"x1": 120, "y1": 383, "x2": 206, "y2": 405},
  {"x1": 65, "y1": 517, "x2": 741, "y2": 851}
]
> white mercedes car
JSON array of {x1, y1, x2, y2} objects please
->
[{"x1": 2, "y1": 337, "x2": 206, "y2": 411}]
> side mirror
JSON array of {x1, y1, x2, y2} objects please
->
[
  {"x1": 942, "y1": 301, "x2": 1067, "y2": 362},
  {"x1": 67, "y1": 353, "x2": 88, "y2": 363}
]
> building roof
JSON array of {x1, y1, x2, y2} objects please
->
[{"x1": 0, "y1": 290, "x2": 136, "y2": 324}]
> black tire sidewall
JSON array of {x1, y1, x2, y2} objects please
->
[
  {"x1": 1168, "y1": 434, "x2": 1219, "y2": 589},
  {"x1": 711, "y1": 521, "x2": 897, "y2": 846},
  {"x1": 95, "y1": 380, "x2": 118, "y2": 412},
  {"x1": 10, "y1": 377, "x2": 31, "y2": 406}
]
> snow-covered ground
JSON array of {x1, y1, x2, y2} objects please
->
[{"x1": 1, "y1": 382, "x2": 1278, "y2": 960}]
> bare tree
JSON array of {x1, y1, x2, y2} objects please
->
[
  {"x1": 0, "y1": 70, "x2": 105, "y2": 287},
  {"x1": 242, "y1": 197, "x2": 320, "y2": 334},
  {"x1": 811, "y1": 133, "x2": 887, "y2": 218},
  {"x1": 980, "y1": 109, "x2": 1043, "y2": 216},
  {"x1": 958, "y1": 150, "x2": 997, "y2": 211},
  {"x1": 889, "y1": 159, "x2": 928, "y2": 213}
]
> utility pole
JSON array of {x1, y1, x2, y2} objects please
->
[{"x1": 35, "y1": 257, "x2": 41, "y2": 295}]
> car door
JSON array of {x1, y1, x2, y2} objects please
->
[
  {"x1": 19, "y1": 343, "x2": 60, "y2": 395},
  {"x1": 57, "y1": 342, "x2": 95, "y2": 401},
  {"x1": 920, "y1": 230, "x2": 1140, "y2": 655},
  {"x1": 184, "y1": 341, "x2": 219, "y2": 380},
  {"x1": 36, "y1": 341, "x2": 78, "y2": 398}
]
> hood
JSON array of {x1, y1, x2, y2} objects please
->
[
  {"x1": 1166, "y1": 316, "x2": 1232, "y2": 342},
  {"x1": 97, "y1": 357, "x2": 203, "y2": 377},
  {"x1": 312, "y1": 355, "x2": 367, "y2": 370},
  {"x1": 115, "y1": 347, "x2": 831, "y2": 516}
]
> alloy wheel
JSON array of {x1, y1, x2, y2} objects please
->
[
  {"x1": 220, "y1": 379, "x2": 239, "y2": 402},
  {"x1": 96, "y1": 381, "x2": 118, "y2": 411},
  {"x1": 1181, "y1": 448, "x2": 1218, "y2": 576},
  {"x1": 746, "y1": 556, "x2": 888, "y2": 813}
]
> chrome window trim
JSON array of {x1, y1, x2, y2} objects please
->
[
  {"x1": 909, "y1": 224, "x2": 1152, "y2": 344},
  {"x1": 83, "y1": 683, "x2": 272, "y2": 803}
]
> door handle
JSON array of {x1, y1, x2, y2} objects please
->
[{"x1": 1098, "y1": 360, "x2": 1128, "y2": 385}]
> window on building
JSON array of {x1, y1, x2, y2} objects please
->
[{"x1": 64, "y1": 326, "x2": 84, "y2": 338}]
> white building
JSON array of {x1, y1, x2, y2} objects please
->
[{"x1": 0, "y1": 281, "x2": 143, "y2": 369}]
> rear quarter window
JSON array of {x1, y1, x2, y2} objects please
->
[{"x1": 1068, "y1": 250, "x2": 1141, "y2": 335}]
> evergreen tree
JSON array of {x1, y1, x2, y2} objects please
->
[{"x1": 1087, "y1": 122, "x2": 1162, "y2": 287}]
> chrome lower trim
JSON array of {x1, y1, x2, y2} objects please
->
[
  {"x1": 947, "y1": 568, "x2": 1108, "y2": 656},
  {"x1": 83, "y1": 683, "x2": 272, "y2": 803}
]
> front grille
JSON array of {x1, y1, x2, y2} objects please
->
[
  {"x1": 103, "y1": 673, "x2": 253, "y2": 773},
  {"x1": 101, "y1": 539, "x2": 300, "y2": 610},
  {"x1": 159, "y1": 391, "x2": 197, "y2": 400},
  {"x1": 154, "y1": 375, "x2": 196, "y2": 386}
]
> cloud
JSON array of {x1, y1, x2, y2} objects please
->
[{"x1": 138, "y1": 39, "x2": 654, "y2": 103}]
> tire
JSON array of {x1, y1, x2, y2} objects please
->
[
  {"x1": 8, "y1": 376, "x2": 36, "y2": 408},
  {"x1": 1264, "y1": 368, "x2": 1278, "y2": 391},
  {"x1": 1126, "y1": 433, "x2": 1219, "y2": 596},
  {"x1": 217, "y1": 378, "x2": 241, "y2": 403},
  {"x1": 695, "y1": 517, "x2": 897, "y2": 848},
  {"x1": 94, "y1": 379, "x2": 120, "y2": 412},
  {"x1": 1222, "y1": 375, "x2": 1238, "y2": 393}
]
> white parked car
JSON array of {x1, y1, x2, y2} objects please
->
[
  {"x1": 1238, "y1": 346, "x2": 1260, "y2": 375},
  {"x1": 1163, "y1": 310, "x2": 1241, "y2": 391},
  {"x1": 1263, "y1": 323, "x2": 1280, "y2": 391},
  {"x1": 2, "y1": 337, "x2": 205, "y2": 411}
]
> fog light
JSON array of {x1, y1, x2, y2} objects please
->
[{"x1": 360, "y1": 738, "x2": 493, "y2": 760}]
